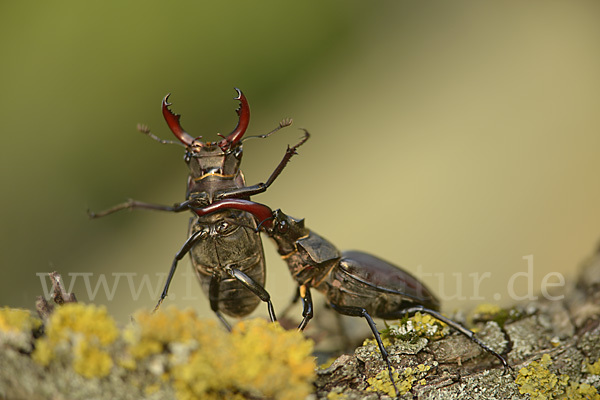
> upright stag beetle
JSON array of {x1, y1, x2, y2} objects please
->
[
  {"x1": 186, "y1": 198, "x2": 511, "y2": 396},
  {"x1": 89, "y1": 89, "x2": 308, "y2": 329}
]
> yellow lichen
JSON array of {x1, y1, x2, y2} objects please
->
[
  {"x1": 171, "y1": 318, "x2": 315, "y2": 400},
  {"x1": 0, "y1": 307, "x2": 42, "y2": 351},
  {"x1": 326, "y1": 388, "x2": 347, "y2": 400},
  {"x1": 515, "y1": 353, "x2": 600, "y2": 400},
  {"x1": 31, "y1": 338, "x2": 53, "y2": 365},
  {"x1": 563, "y1": 382, "x2": 600, "y2": 400},
  {"x1": 366, "y1": 363, "x2": 433, "y2": 397},
  {"x1": 0, "y1": 307, "x2": 41, "y2": 333},
  {"x1": 384, "y1": 312, "x2": 449, "y2": 342},
  {"x1": 124, "y1": 307, "x2": 214, "y2": 360},
  {"x1": 585, "y1": 358, "x2": 600, "y2": 375},
  {"x1": 44, "y1": 303, "x2": 118, "y2": 345},
  {"x1": 117, "y1": 355, "x2": 137, "y2": 371},
  {"x1": 17, "y1": 305, "x2": 316, "y2": 397},
  {"x1": 366, "y1": 368, "x2": 401, "y2": 397},
  {"x1": 32, "y1": 303, "x2": 118, "y2": 378},
  {"x1": 471, "y1": 303, "x2": 502, "y2": 317},
  {"x1": 516, "y1": 354, "x2": 568, "y2": 399},
  {"x1": 363, "y1": 335, "x2": 392, "y2": 348},
  {"x1": 73, "y1": 339, "x2": 114, "y2": 378},
  {"x1": 126, "y1": 308, "x2": 316, "y2": 400},
  {"x1": 318, "y1": 356, "x2": 338, "y2": 370},
  {"x1": 144, "y1": 383, "x2": 161, "y2": 396}
]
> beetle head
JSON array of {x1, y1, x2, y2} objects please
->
[
  {"x1": 162, "y1": 89, "x2": 250, "y2": 181},
  {"x1": 268, "y1": 209, "x2": 307, "y2": 255}
]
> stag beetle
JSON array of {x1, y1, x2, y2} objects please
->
[
  {"x1": 188, "y1": 199, "x2": 510, "y2": 396},
  {"x1": 89, "y1": 89, "x2": 308, "y2": 329}
]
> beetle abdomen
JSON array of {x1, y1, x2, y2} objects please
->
[
  {"x1": 189, "y1": 210, "x2": 266, "y2": 318},
  {"x1": 321, "y1": 250, "x2": 440, "y2": 318}
]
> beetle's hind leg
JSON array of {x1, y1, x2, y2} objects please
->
[
  {"x1": 224, "y1": 266, "x2": 278, "y2": 324},
  {"x1": 399, "y1": 305, "x2": 511, "y2": 371},
  {"x1": 209, "y1": 274, "x2": 233, "y2": 331},
  {"x1": 329, "y1": 303, "x2": 400, "y2": 398}
]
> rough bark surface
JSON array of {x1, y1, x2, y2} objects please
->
[
  {"x1": 313, "y1": 248, "x2": 600, "y2": 399},
  {"x1": 1, "y1": 248, "x2": 599, "y2": 400}
]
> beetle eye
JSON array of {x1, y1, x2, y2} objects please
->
[
  {"x1": 277, "y1": 220, "x2": 289, "y2": 233},
  {"x1": 216, "y1": 221, "x2": 234, "y2": 234}
]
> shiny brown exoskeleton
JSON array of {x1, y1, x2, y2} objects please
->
[
  {"x1": 267, "y1": 208, "x2": 510, "y2": 396},
  {"x1": 189, "y1": 200, "x2": 510, "y2": 396},
  {"x1": 89, "y1": 89, "x2": 308, "y2": 329}
]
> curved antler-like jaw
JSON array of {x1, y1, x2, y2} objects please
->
[
  {"x1": 218, "y1": 88, "x2": 250, "y2": 150},
  {"x1": 192, "y1": 199, "x2": 274, "y2": 229},
  {"x1": 162, "y1": 94, "x2": 195, "y2": 146}
]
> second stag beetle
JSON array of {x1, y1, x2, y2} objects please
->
[
  {"x1": 191, "y1": 198, "x2": 511, "y2": 396},
  {"x1": 89, "y1": 89, "x2": 308, "y2": 329}
]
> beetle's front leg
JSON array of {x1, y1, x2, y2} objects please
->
[
  {"x1": 153, "y1": 229, "x2": 205, "y2": 312},
  {"x1": 225, "y1": 265, "x2": 277, "y2": 323},
  {"x1": 278, "y1": 285, "x2": 312, "y2": 330},
  {"x1": 297, "y1": 284, "x2": 313, "y2": 331},
  {"x1": 88, "y1": 198, "x2": 191, "y2": 219},
  {"x1": 215, "y1": 130, "x2": 310, "y2": 201}
]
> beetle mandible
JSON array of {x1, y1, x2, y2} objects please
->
[{"x1": 89, "y1": 89, "x2": 308, "y2": 329}]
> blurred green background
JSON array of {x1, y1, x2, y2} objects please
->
[{"x1": 1, "y1": 1, "x2": 599, "y2": 323}]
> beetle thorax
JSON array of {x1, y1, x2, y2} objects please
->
[{"x1": 186, "y1": 143, "x2": 243, "y2": 181}]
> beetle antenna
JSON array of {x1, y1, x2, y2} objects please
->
[
  {"x1": 255, "y1": 216, "x2": 275, "y2": 232},
  {"x1": 241, "y1": 118, "x2": 293, "y2": 142},
  {"x1": 137, "y1": 123, "x2": 186, "y2": 147}
]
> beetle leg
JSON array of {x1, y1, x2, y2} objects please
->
[
  {"x1": 214, "y1": 130, "x2": 310, "y2": 201},
  {"x1": 329, "y1": 303, "x2": 400, "y2": 398},
  {"x1": 208, "y1": 274, "x2": 232, "y2": 331},
  {"x1": 297, "y1": 284, "x2": 313, "y2": 331},
  {"x1": 153, "y1": 229, "x2": 205, "y2": 312},
  {"x1": 88, "y1": 199, "x2": 190, "y2": 219},
  {"x1": 263, "y1": 129, "x2": 310, "y2": 188},
  {"x1": 225, "y1": 266, "x2": 277, "y2": 323},
  {"x1": 400, "y1": 306, "x2": 511, "y2": 371}
]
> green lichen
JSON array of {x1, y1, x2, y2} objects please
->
[{"x1": 515, "y1": 353, "x2": 600, "y2": 400}]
